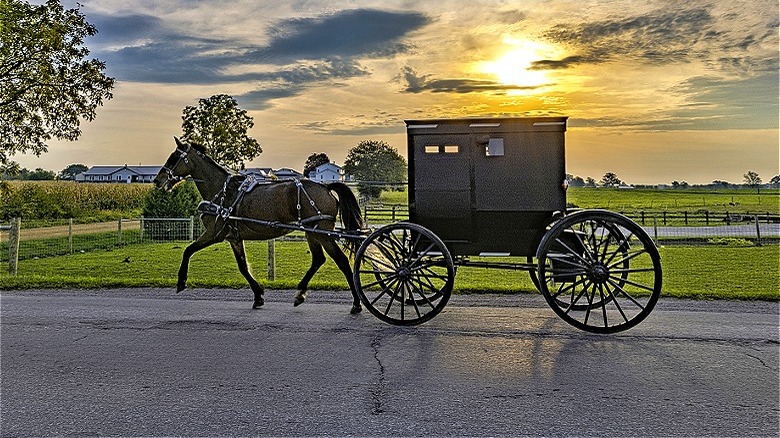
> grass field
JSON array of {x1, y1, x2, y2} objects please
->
[
  {"x1": 381, "y1": 187, "x2": 780, "y2": 214},
  {"x1": 1, "y1": 240, "x2": 777, "y2": 301}
]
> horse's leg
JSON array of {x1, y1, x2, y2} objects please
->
[
  {"x1": 228, "y1": 239, "x2": 265, "y2": 309},
  {"x1": 320, "y1": 236, "x2": 362, "y2": 314},
  {"x1": 177, "y1": 234, "x2": 220, "y2": 293},
  {"x1": 294, "y1": 235, "x2": 326, "y2": 306}
]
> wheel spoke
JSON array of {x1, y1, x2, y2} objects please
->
[
  {"x1": 608, "y1": 273, "x2": 656, "y2": 294},
  {"x1": 606, "y1": 277, "x2": 647, "y2": 310},
  {"x1": 362, "y1": 249, "x2": 397, "y2": 272},
  {"x1": 360, "y1": 273, "x2": 399, "y2": 291},
  {"x1": 546, "y1": 252, "x2": 589, "y2": 270},
  {"x1": 554, "y1": 236, "x2": 591, "y2": 266},
  {"x1": 603, "y1": 282, "x2": 630, "y2": 323},
  {"x1": 408, "y1": 276, "x2": 439, "y2": 309},
  {"x1": 383, "y1": 281, "x2": 403, "y2": 316},
  {"x1": 606, "y1": 248, "x2": 648, "y2": 270},
  {"x1": 598, "y1": 284, "x2": 608, "y2": 327},
  {"x1": 582, "y1": 283, "x2": 597, "y2": 324}
]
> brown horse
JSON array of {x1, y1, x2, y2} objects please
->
[{"x1": 153, "y1": 137, "x2": 364, "y2": 314}]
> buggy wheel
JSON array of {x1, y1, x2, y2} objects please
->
[
  {"x1": 536, "y1": 210, "x2": 661, "y2": 333},
  {"x1": 354, "y1": 222, "x2": 454, "y2": 326}
]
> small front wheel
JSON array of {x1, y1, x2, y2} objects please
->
[
  {"x1": 536, "y1": 210, "x2": 662, "y2": 333},
  {"x1": 353, "y1": 222, "x2": 455, "y2": 326}
]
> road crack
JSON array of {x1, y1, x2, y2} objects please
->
[{"x1": 370, "y1": 334, "x2": 386, "y2": 415}]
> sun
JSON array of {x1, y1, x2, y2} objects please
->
[{"x1": 478, "y1": 39, "x2": 559, "y2": 92}]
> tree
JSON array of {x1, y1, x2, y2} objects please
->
[
  {"x1": 26, "y1": 167, "x2": 55, "y2": 180},
  {"x1": 600, "y1": 172, "x2": 623, "y2": 188},
  {"x1": 743, "y1": 171, "x2": 762, "y2": 188},
  {"x1": 0, "y1": 0, "x2": 114, "y2": 165},
  {"x1": 770, "y1": 175, "x2": 780, "y2": 188},
  {"x1": 58, "y1": 163, "x2": 88, "y2": 180},
  {"x1": 181, "y1": 94, "x2": 261, "y2": 170},
  {"x1": 303, "y1": 153, "x2": 330, "y2": 177},
  {"x1": 585, "y1": 177, "x2": 597, "y2": 187},
  {"x1": 744, "y1": 170, "x2": 762, "y2": 196},
  {"x1": 343, "y1": 140, "x2": 407, "y2": 199}
]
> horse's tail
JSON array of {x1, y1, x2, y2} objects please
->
[{"x1": 327, "y1": 182, "x2": 364, "y2": 232}]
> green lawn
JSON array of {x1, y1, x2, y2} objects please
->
[
  {"x1": 379, "y1": 187, "x2": 780, "y2": 214},
  {"x1": 2, "y1": 240, "x2": 777, "y2": 301}
]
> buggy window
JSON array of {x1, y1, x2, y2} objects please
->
[{"x1": 486, "y1": 138, "x2": 504, "y2": 156}]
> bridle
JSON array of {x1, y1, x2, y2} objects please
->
[{"x1": 160, "y1": 142, "x2": 193, "y2": 185}]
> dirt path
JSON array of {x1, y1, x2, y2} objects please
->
[{"x1": 19, "y1": 220, "x2": 141, "y2": 240}]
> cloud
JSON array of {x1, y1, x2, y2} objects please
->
[
  {"x1": 248, "y1": 9, "x2": 431, "y2": 63},
  {"x1": 535, "y1": 6, "x2": 777, "y2": 74},
  {"x1": 667, "y1": 73, "x2": 779, "y2": 130},
  {"x1": 401, "y1": 66, "x2": 543, "y2": 94},
  {"x1": 85, "y1": 8, "x2": 430, "y2": 110}
]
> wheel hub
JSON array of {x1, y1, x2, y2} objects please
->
[
  {"x1": 589, "y1": 263, "x2": 610, "y2": 284},
  {"x1": 397, "y1": 266, "x2": 411, "y2": 280}
]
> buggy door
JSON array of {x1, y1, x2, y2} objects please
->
[{"x1": 411, "y1": 135, "x2": 472, "y2": 245}]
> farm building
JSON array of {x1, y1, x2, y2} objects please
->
[
  {"x1": 308, "y1": 162, "x2": 342, "y2": 182},
  {"x1": 76, "y1": 165, "x2": 161, "y2": 183}
]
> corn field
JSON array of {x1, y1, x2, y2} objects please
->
[{"x1": 0, "y1": 181, "x2": 152, "y2": 221}]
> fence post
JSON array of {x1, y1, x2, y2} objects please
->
[
  {"x1": 8, "y1": 218, "x2": 20, "y2": 276},
  {"x1": 267, "y1": 239, "x2": 275, "y2": 281},
  {"x1": 117, "y1": 218, "x2": 123, "y2": 244},
  {"x1": 188, "y1": 216, "x2": 194, "y2": 241},
  {"x1": 755, "y1": 215, "x2": 762, "y2": 246},
  {"x1": 140, "y1": 216, "x2": 145, "y2": 242},
  {"x1": 684, "y1": 211, "x2": 688, "y2": 225},
  {"x1": 652, "y1": 215, "x2": 659, "y2": 247},
  {"x1": 68, "y1": 218, "x2": 73, "y2": 254},
  {"x1": 641, "y1": 211, "x2": 645, "y2": 226},
  {"x1": 705, "y1": 210, "x2": 709, "y2": 226}
]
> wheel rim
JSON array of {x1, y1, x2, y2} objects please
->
[
  {"x1": 354, "y1": 223, "x2": 454, "y2": 326},
  {"x1": 538, "y1": 211, "x2": 661, "y2": 333}
]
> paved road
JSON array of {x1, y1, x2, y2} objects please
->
[{"x1": 1, "y1": 289, "x2": 778, "y2": 437}]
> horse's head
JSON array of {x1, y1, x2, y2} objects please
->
[{"x1": 154, "y1": 137, "x2": 194, "y2": 191}]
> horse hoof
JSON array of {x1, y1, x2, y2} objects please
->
[
  {"x1": 253, "y1": 299, "x2": 264, "y2": 309},
  {"x1": 294, "y1": 296, "x2": 305, "y2": 307},
  {"x1": 350, "y1": 305, "x2": 362, "y2": 314},
  {"x1": 176, "y1": 284, "x2": 186, "y2": 293}
]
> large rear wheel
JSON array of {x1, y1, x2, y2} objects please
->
[{"x1": 536, "y1": 210, "x2": 662, "y2": 333}]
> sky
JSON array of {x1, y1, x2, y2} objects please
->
[{"x1": 15, "y1": 0, "x2": 780, "y2": 185}]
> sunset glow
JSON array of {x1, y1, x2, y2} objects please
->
[{"x1": 478, "y1": 39, "x2": 558, "y2": 91}]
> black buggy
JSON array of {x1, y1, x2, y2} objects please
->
[{"x1": 351, "y1": 117, "x2": 662, "y2": 333}]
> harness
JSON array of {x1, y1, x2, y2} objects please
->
[{"x1": 198, "y1": 176, "x2": 336, "y2": 237}]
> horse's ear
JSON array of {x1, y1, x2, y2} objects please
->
[{"x1": 174, "y1": 136, "x2": 186, "y2": 148}]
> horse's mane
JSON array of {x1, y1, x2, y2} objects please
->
[{"x1": 189, "y1": 141, "x2": 237, "y2": 175}]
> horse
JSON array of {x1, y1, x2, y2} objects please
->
[{"x1": 153, "y1": 137, "x2": 364, "y2": 314}]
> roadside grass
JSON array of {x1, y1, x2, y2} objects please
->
[{"x1": 2, "y1": 241, "x2": 777, "y2": 301}]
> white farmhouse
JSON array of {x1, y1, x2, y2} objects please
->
[{"x1": 308, "y1": 162, "x2": 342, "y2": 183}]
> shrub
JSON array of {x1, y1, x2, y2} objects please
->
[{"x1": 142, "y1": 181, "x2": 200, "y2": 218}]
